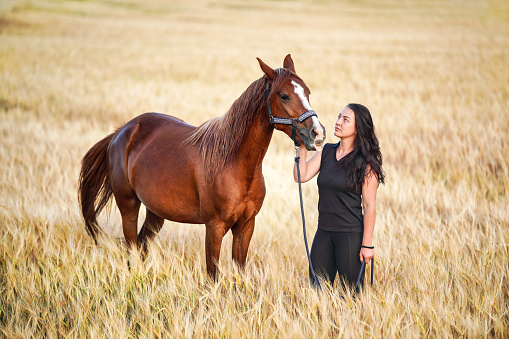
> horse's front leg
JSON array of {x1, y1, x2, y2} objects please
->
[
  {"x1": 231, "y1": 216, "x2": 256, "y2": 269},
  {"x1": 205, "y1": 223, "x2": 227, "y2": 280}
]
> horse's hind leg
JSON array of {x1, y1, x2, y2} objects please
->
[
  {"x1": 137, "y1": 208, "x2": 164, "y2": 255},
  {"x1": 108, "y1": 124, "x2": 142, "y2": 250},
  {"x1": 116, "y1": 194, "x2": 141, "y2": 250},
  {"x1": 109, "y1": 161, "x2": 141, "y2": 249}
]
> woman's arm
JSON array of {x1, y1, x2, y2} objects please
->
[
  {"x1": 359, "y1": 165, "x2": 378, "y2": 263},
  {"x1": 293, "y1": 144, "x2": 323, "y2": 183}
]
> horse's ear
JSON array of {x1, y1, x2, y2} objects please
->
[
  {"x1": 257, "y1": 57, "x2": 275, "y2": 79},
  {"x1": 283, "y1": 54, "x2": 295, "y2": 73}
]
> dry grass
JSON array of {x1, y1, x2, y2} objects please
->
[{"x1": 1, "y1": 0, "x2": 508, "y2": 337}]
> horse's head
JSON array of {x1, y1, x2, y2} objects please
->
[{"x1": 257, "y1": 54, "x2": 326, "y2": 151}]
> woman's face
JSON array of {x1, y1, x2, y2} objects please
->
[{"x1": 334, "y1": 107, "x2": 357, "y2": 139}]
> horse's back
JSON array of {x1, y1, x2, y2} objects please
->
[
  {"x1": 133, "y1": 112, "x2": 195, "y2": 131},
  {"x1": 109, "y1": 112, "x2": 196, "y2": 174},
  {"x1": 114, "y1": 112, "x2": 196, "y2": 152},
  {"x1": 109, "y1": 112, "x2": 203, "y2": 223}
]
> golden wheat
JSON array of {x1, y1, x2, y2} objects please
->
[{"x1": 1, "y1": 0, "x2": 508, "y2": 337}]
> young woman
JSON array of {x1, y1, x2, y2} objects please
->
[{"x1": 293, "y1": 103, "x2": 385, "y2": 290}]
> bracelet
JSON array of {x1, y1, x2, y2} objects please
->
[{"x1": 361, "y1": 245, "x2": 374, "y2": 249}]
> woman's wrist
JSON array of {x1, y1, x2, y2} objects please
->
[
  {"x1": 297, "y1": 145, "x2": 306, "y2": 156},
  {"x1": 361, "y1": 245, "x2": 374, "y2": 249}
]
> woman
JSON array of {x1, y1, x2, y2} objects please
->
[{"x1": 294, "y1": 103, "x2": 385, "y2": 290}]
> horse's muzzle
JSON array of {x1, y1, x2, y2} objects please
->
[
  {"x1": 314, "y1": 138, "x2": 324, "y2": 147},
  {"x1": 311, "y1": 118, "x2": 326, "y2": 148}
]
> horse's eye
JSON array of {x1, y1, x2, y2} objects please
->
[{"x1": 280, "y1": 94, "x2": 290, "y2": 102}]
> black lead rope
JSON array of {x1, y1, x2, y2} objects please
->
[
  {"x1": 265, "y1": 79, "x2": 320, "y2": 288},
  {"x1": 295, "y1": 148, "x2": 321, "y2": 289},
  {"x1": 354, "y1": 259, "x2": 374, "y2": 292}
]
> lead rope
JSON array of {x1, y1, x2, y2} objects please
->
[
  {"x1": 295, "y1": 146, "x2": 321, "y2": 289},
  {"x1": 354, "y1": 259, "x2": 374, "y2": 292},
  {"x1": 266, "y1": 80, "x2": 320, "y2": 288}
]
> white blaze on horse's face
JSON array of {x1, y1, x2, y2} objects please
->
[{"x1": 291, "y1": 80, "x2": 325, "y2": 144}]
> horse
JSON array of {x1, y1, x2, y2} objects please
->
[{"x1": 78, "y1": 54, "x2": 325, "y2": 279}]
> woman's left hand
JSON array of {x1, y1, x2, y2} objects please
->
[{"x1": 360, "y1": 247, "x2": 374, "y2": 264}]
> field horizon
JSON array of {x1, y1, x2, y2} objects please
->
[{"x1": 1, "y1": 0, "x2": 508, "y2": 337}]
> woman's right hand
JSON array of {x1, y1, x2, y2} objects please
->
[{"x1": 294, "y1": 144, "x2": 323, "y2": 183}]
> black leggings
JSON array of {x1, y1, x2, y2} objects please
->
[{"x1": 309, "y1": 228, "x2": 365, "y2": 289}]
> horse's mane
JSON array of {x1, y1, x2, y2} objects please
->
[{"x1": 186, "y1": 68, "x2": 294, "y2": 181}]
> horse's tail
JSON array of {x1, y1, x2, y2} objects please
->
[{"x1": 78, "y1": 132, "x2": 116, "y2": 244}]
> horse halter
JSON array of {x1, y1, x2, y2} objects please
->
[{"x1": 265, "y1": 81, "x2": 318, "y2": 147}]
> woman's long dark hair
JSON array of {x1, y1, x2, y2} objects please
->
[{"x1": 342, "y1": 103, "x2": 385, "y2": 190}]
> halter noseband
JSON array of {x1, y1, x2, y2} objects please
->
[{"x1": 265, "y1": 81, "x2": 318, "y2": 146}]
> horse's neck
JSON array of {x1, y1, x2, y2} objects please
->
[{"x1": 234, "y1": 109, "x2": 274, "y2": 177}]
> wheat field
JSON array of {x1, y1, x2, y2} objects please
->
[{"x1": 1, "y1": 0, "x2": 508, "y2": 337}]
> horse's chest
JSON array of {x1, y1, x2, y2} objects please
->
[
  {"x1": 241, "y1": 187, "x2": 262, "y2": 205},
  {"x1": 207, "y1": 174, "x2": 266, "y2": 221},
  {"x1": 225, "y1": 180, "x2": 265, "y2": 207},
  {"x1": 243, "y1": 173, "x2": 266, "y2": 202}
]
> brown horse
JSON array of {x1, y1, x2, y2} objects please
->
[{"x1": 78, "y1": 54, "x2": 325, "y2": 279}]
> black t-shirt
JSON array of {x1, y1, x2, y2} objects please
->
[{"x1": 317, "y1": 143, "x2": 363, "y2": 232}]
